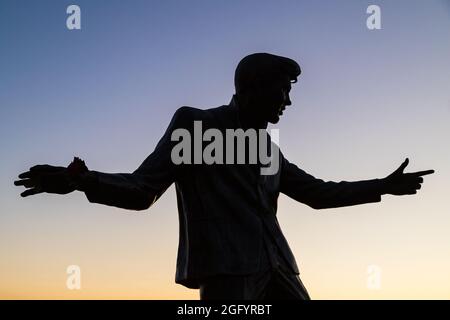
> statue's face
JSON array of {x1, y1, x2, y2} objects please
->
[{"x1": 251, "y1": 75, "x2": 292, "y2": 124}]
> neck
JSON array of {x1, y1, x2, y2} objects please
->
[{"x1": 234, "y1": 95, "x2": 268, "y2": 130}]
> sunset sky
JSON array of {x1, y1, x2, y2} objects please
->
[{"x1": 1, "y1": 0, "x2": 449, "y2": 299}]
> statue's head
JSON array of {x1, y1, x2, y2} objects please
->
[{"x1": 234, "y1": 53, "x2": 301, "y2": 124}]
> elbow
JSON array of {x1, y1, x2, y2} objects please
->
[
  {"x1": 134, "y1": 201, "x2": 151, "y2": 212},
  {"x1": 124, "y1": 195, "x2": 154, "y2": 211},
  {"x1": 308, "y1": 202, "x2": 324, "y2": 210},
  {"x1": 134, "y1": 203, "x2": 150, "y2": 211},
  {"x1": 123, "y1": 201, "x2": 150, "y2": 211},
  {"x1": 308, "y1": 200, "x2": 334, "y2": 210},
  {"x1": 136, "y1": 194, "x2": 158, "y2": 211}
]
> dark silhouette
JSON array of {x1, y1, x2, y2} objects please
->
[{"x1": 14, "y1": 53, "x2": 434, "y2": 300}]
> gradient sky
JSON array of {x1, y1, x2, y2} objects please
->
[{"x1": 1, "y1": 0, "x2": 449, "y2": 299}]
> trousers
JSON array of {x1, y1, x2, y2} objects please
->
[
  {"x1": 199, "y1": 231, "x2": 311, "y2": 300},
  {"x1": 199, "y1": 266, "x2": 310, "y2": 300}
]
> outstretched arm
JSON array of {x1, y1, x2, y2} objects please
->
[
  {"x1": 14, "y1": 107, "x2": 191, "y2": 211},
  {"x1": 75, "y1": 164, "x2": 174, "y2": 211},
  {"x1": 14, "y1": 163, "x2": 171, "y2": 211},
  {"x1": 280, "y1": 156, "x2": 434, "y2": 210}
]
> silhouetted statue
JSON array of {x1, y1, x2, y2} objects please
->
[{"x1": 14, "y1": 53, "x2": 434, "y2": 300}]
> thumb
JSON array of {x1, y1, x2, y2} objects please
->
[{"x1": 397, "y1": 157, "x2": 409, "y2": 173}]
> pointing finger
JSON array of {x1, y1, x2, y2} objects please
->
[{"x1": 410, "y1": 170, "x2": 435, "y2": 177}]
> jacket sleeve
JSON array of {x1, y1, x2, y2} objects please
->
[
  {"x1": 81, "y1": 107, "x2": 191, "y2": 211},
  {"x1": 280, "y1": 156, "x2": 383, "y2": 210}
]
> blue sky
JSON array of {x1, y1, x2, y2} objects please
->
[{"x1": 1, "y1": 0, "x2": 449, "y2": 298}]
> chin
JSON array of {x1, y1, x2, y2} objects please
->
[
  {"x1": 267, "y1": 112, "x2": 281, "y2": 124},
  {"x1": 268, "y1": 114, "x2": 281, "y2": 124}
]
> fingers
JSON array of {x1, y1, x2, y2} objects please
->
[
  {"x1": 403, "y1": 180, "x2": 423, "y2": 191},
  {"x1": 403, "y1": 183, "x2": 421, "y2": 195},
  {"x1": 14, "y1": 178, "x2": 35, "y2": 188},
  {"x1": 398, "y1": 158, "x2": 409, "y2": 172},
  {"x1": 15, "y1": 168, "x2": 41, "y2": 194},
  {"x1": 401, "y1": 184, "x2": 419, "y2": 195},
  {"x1": 20, "y1": 187, "x2": 43, "y2": 197},
  {"x1": 409, "y1": 170, "x2": 435, "y2": 177},
  {"x1": 30, "y1": 164, "x2": 51, "y2": 171},
  {"x1": 404, "y1": 175, "x2": 424, "y2": 184},
  {"x1": 18, "y1": 171, "x2": 32, "y2": 179},
  {"x1": 19, "y1": 164, "x2": 66, "y2": 179},
  {"x1": 15, "y1": 165, "x2": 67, "y2": 198},
  {"x1": 18, "y1": 165, "x2": 53, "y2": 179},
  {"x1": 18, "y1": 165, "x2": 65, "y2": 179},
  {"x1": 391, "y1": 181, "x2": 423, "y2": 195},
  {"x1": 13, "y1": 180, "x2": 20, "y2": 185},
  {"x1": 17, "y1": 166, "x2": 47, "y2": 179},
  {"x1": 387, "y1": 160, "x2": 434, "y2": 196}
]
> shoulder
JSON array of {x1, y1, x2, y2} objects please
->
[
  {"x1": 172, "y1": 106, "x2": 206, "y2": 121},
  {"x1": 171, "y1": 105, "x2": 228, "y2": 128}
]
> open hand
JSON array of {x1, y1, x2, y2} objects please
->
[
  {"x1": 14, "y1": 165, "x2": 76, "y2": 197},
  {"x1": 383, "y1": 158, "x2": 434, "y2": 195}
]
